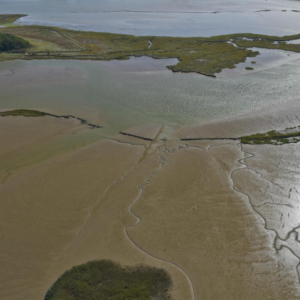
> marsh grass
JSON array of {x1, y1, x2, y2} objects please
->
[
  {"x1": 44, "y1": 260, "x2": 172, "y2": 300},
  {"x1": 0, "y1": 109, "x2": 46, "y2": 117},
  {"x1": 241, "y1": 129, "x2": 300, "y2": 145},
  {"x1": 0, "y1": 14, "x2": 26, "y2": 25},
  {"x1": 2, "y1": 17, "x2": 300, "y2": 76}
]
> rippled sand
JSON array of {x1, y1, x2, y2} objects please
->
[{"x1": 2, "y1": 104, "x2": 300, "y2": 299}]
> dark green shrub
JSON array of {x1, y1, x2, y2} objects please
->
[
  {"x1": 45, "y1": 260, "x2": 172, "y2": 300},
  {"x1": 0, "y1": 109, "x2": 46, "y2": 117},
  {"x1": 0, "y1": 33, "x2": 30, "y2": 52}
]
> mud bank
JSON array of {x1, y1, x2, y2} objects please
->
[{"x1": 2, "y1": 100, "x2": 300, "y2": 299}]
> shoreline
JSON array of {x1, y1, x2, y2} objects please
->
[{"x1": 1, "y1": 15, "x2": 300, "y2": 77}]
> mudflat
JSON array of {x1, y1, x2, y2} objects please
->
[
  {"x1": 2, "y1": 103, "x2": 300, "y2": 299},
  {"x1": 0, "y1": 115, "x2": 87, "y2": 184},
  {"x1": 0, "y1": 119, "x2": 192, "y2": 300}
]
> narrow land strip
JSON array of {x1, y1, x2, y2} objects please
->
[{"x1": 2, "y1": 15, "x2": 300, "y2": 76}]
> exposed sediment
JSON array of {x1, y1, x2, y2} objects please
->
[
  {"x1": 232, "y1": 142, "x2": 300, "y2": 284},
  {"x1": 2, "y1": 107, "x2": 300, "y2": 300},
  {"x1": 127, "y1": 139, "x2": 300, "y2": 299}
]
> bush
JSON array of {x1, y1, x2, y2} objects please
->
[
  {"x1": 0, "y1": 33, "x2": 30, "y2": 52},
  {"x1": 45, "y1": 260, "x2": 172, "y2": 300},
  {"x1": 0, "y1": 109, "x2": 46, "y2": 117}
]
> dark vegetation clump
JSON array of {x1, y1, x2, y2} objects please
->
[
  {"x1": 241, "y1": 129, "x2": 300, "y2": 145},
  {"x1": 44, "y1": 260, "x2": 172, "y2": 300},
  {"x1": 0, "y1": 109, "x2": 46, "y2": 117},
  {"x1": 0, "y1": 33, "x2": 30, "y2": 52}
]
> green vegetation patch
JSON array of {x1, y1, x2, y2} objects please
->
[
  {"x1": 245, "y1": 66, "x2": 254, "y2": 70},
  {"x1": 241, "y1": 129, "x2": 300, "y2": 145},
  {"x1": 2, "y1": 21, "x2": 300, "y2": 76},
  {"x1": 0, "y1": 109, "x2": 46, "y2": 117},
  {"x1": 0, "y1": 14, "x2": 26, "y2": 25},
  {"x1": 0, "y1": 25, "x2": 262, "y2": 76},
  {"x1": 0, "y1": 33, "x2": 30, "y2": 52},
  {"x1": 233, "y1": 33, "x2": 300, "y2": 53},
  {"x1": 44, "y1": 260, "x2": 172, "y2": 300}
]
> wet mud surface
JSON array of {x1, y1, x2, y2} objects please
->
[
  {"x1": 234, "y1": 143, "x2": 300, "y2": 274},
  {"x1": 2, "y1": 113, "x2": 300, "y2": 299}
]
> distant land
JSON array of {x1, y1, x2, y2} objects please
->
[{"x1": 1, "y1": 14, "x2": 300, "y2": 77}]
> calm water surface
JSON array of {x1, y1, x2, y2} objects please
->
[
  {"x1": 2, "y1": 0, "x2": 300, "y2": 36},
  {"x1": 1, "y1": 0, "x2": 300, "y2": 135},
  {"x1": 1, "y1": 57, "x2": 300, "y2": 135}
]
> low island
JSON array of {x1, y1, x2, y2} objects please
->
[{"x1": 1, "y1": 15, "x2": 300, "y2": 76}]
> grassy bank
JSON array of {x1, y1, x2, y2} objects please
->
[
  {"x1": 0, "y1": 14, "x2": 26, "y2": 25},
  {"x1": 0, "y1": 109, "x2": 46, "y2": 117},
  {"x1": 44, "y1": 260, "x2": 172, "y2": 300},
  {"x1": 1, "y1": 15, "x2": 300, "y2": 76},
  {"x1": 241, "y1": 128, "x2": 300, "y2": 145}
]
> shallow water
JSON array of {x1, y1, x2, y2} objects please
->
[
  {"x1": 13, "y1": 10, "x2": 300, "y2": 37},
  {"x1": 1, "y1": 0, "x2": 299, "y2": 13},
  {"x1": 1, "y1": 57, "x2": 300, "y2": 134},
  {"x1": 98, "y1": 56, "x2": 179, "y2": 72},
  {"x1": 219, "y1": 48, "x2": 300, "y2": 76},
  {"x1": 2, "y1": 0, "x2": 300, "y2": 36}
]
